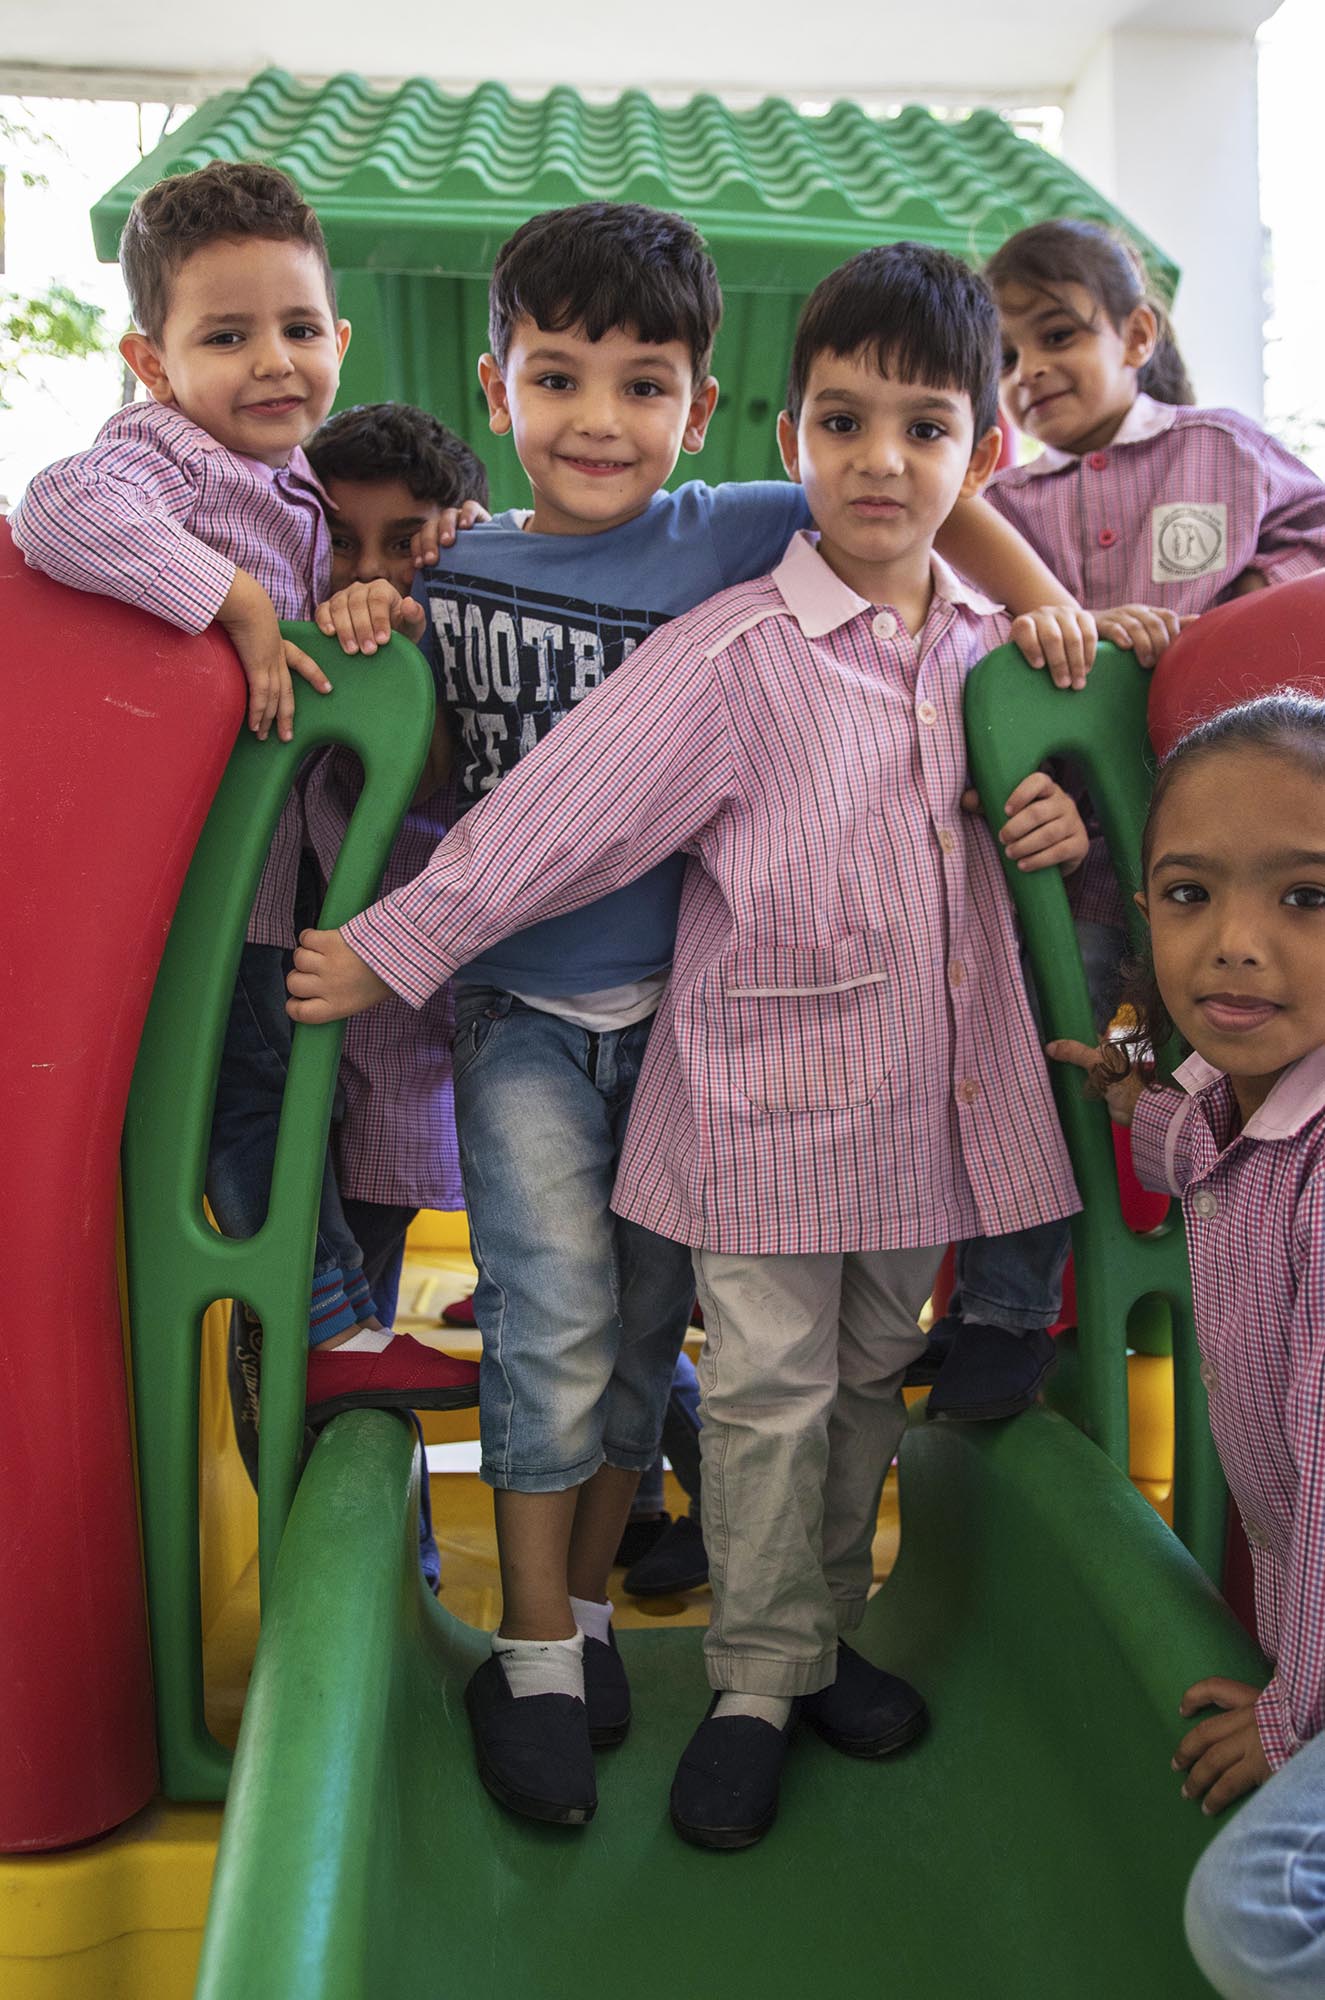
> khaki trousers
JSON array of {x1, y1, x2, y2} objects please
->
[{"x1": 692, "y1": 1244, "x2": 944, "y2": 1697}]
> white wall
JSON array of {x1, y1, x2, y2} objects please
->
[{"x1": 1062, "y1": 29, "x2": 1264, "y2": 417}]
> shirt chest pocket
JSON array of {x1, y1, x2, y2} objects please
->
[{"x1": 718, "y1": 938, "x2": 894, "y2": 1113}]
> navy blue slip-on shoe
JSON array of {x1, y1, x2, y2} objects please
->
[
  {"x1": 464, "y1": 1654, "x2": 597, "y2": 1826},
  {"x1": 925, "y1": 1322, "x2": 1059, "y2": 1422},
  {"x1": 613, "y1": 1511, "x2": 672, "y2": 1569},
  {"x1": 669, "y1": 1700, "x2": 798, "y2": 1851},
  {"x1": 800, "y1": 1642, "x2": 928, "y2": 1759},
  {"x1": 902, "y1": 1315, "x2": 959, "y2": 1388},
  {"x1": 623, "y1": 1515, "x2": 709, "y2": 1598},
  {"x1": 583, "y1": 1629, "x2": 631, "y2": 1748}
]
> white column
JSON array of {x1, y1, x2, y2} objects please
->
[{"x1": 1061, "y1": 29, "x2": 1263, "y2": 419}]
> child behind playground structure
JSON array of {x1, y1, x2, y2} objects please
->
[
  {"x1": 225, "y1": 402, "x2": 492, "y2": 1501},
  {"x1": 9, "y1": 162, "x2": 479, "y2": 1422},
  {"x1": 1052, "y1": 694, "x2": 1325, "y2": 2000},
  {"x1": 923, "y1": 217, "x2": 1325, "y2": 1427},
  {"x1": 288, "y1": 240, "x2": 1096, "y2": 1848}
]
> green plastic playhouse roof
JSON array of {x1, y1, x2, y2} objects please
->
[{"x1": 91, "y1": 70, "x2": 1178, "y2": 297}]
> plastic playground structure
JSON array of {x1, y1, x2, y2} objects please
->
[{"x1": 10, "y1": 522, "x2": 1317, "y2": 1999}]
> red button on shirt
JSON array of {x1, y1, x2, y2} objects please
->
[
  {"x1": 1098, "y1": 527, "x2": 1118, "y2": 548},
  {"x1": 1088, "y1": 452, "x2": 1109, "y2": 471}
]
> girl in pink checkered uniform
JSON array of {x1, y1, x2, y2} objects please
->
[
  {"x1": 1055, "y1": 695, "x2": 1325, "y2": 1999},
  {"x1": 922, "y1": 219, "x2": 1325, "y2": 1424}
]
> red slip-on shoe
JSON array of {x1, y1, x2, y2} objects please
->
[
  {"x1": 440, "y1": 1292, "x2": 478, "y2": 1329},
  {"x1": 306, "y1": 1333, "x2": 479, "y2": 1423}
]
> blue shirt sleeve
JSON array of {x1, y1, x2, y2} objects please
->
[{"x1": 703, "y1": 480, "x2": 814, "y2": 587}]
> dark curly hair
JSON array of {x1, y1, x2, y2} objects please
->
[
  {"x1": 487, "y1": 202, "x2": 722, "y2": 385},
  {"x1": 986, "y1": 219, "x2": 1194, "y2": 408},
  {"x1": 120, "y1": 159, "x2": 336, "y2": 341},
  {"x1": 1093, "y1": 693, "x2": 1325, "y2": 1093},
  {"x1": 306, "y1": 403, "x2": 489, "y2": 510}
]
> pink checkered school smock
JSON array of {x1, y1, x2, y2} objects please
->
[
  {"x1": 11, "y1": 399, "x2": 330, "y2": 948},
  {"x1": 1132, "y1": 1046, "x2": 1325, "y2": 1768},
  {"x1": 987, "y1": 394, "x2": 1325, "y2": 611},
  {"x1": 987, "y1": 394, "x2": 1325, "y2": 929},
  {"x1": 302, "y1": 748, "x2": 464, "y2": 1210},
  {"x1": 343, "y1": 531, "x2": 1080, "y2": 1256}
]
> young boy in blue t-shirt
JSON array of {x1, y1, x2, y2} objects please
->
[{"x1": 310, "y1": 201, "x2": 1098, "y2": 1829}]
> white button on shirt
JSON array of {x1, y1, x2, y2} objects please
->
[
  {"x1": 872, "y1": 610, "x2": 898, "y2": 641},
  {"x1": 917, "y1": 700, "x2": 938, "y2": 726},
  {"x1": 1191, "y1": 1189, "x2": 1219, "y2": 1220}
]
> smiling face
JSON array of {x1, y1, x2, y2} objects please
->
[
  {"x1": 120, "y1": 236, "x2": 350, "y2": 467},
  {"x1": 1142, "y1": 746, "x2": 1325, "y2": 1120},
  {"x1": 776, "y1": 346, "x2": 999, "y2": 614},
  {"x1": 996, "y1": 279, "x2": 1155, "y2": 457},
  {"x1": 478, "y1": 317, "x2": 718, "y2": 536}
]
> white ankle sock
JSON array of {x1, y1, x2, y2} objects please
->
[
  {"x1": 492, "y1": 1630, "x2": 585, "y2": 1701},
  {"x1": 326, "y1": 1325, "x2": 394, "y2": 1355},
  {"x1": 713, "y1": 1692, "x2": 793, "y2": 1730},
  {"x1": 568, "y1": 1594, "x2": 613, "y2": 1646}
]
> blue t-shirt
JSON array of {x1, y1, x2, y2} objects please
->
[{"x1": 417, "y1": 479, "x2": 810, "y2": 994}]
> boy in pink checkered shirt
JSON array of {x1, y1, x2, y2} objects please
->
[{"x1": 11, "y1": 163, "x2": 478, "y2": 1422}]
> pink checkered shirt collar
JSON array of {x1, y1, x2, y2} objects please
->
[
  {"x1": 1019, "y1": 393, "x2": 1180, "y2": 479},
  {"x1": 770, "y1": 527, "x2": 1002, "y2": 637},
  {"x1": 1174, "y1": 1043, "x2": 1325, "y2": 1142}
]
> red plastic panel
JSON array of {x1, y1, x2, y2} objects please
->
[
  {"x1": 0, "y1": 521, "x2": 243, "y2": 1848},
  {"x1": 1148, "y1": 574, "x2": 1325, "y2": 760}
]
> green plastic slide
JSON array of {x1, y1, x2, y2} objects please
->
[{"x1": 121, "y1": 635, "x2": 1263, "y2": 1995}]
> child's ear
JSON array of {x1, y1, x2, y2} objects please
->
[
  {"x1": 335, "y1": 320, "x2": 352, "y2": 365},
  {"x1": 776, "y1": 410, "x2": 802, "y2": 484},
  {"x1": 1123, "y1": 303, "x2": 1158, "y2": 371},
  {"x1": 958, "y1": 426, "x2": 1003, "y2": 499},
  {"x1": 119, "y1": 331, "x2": 174, "y2": 406},
  {"x1": 1134, "y1": 888, "x2": 1150, "y2": 925},
  {"x1": 477, "y1": 354, "x2": 512, "y2": 437},
  {"x1": 681, "y1": 376, "x2": 719, "y2": 455}
]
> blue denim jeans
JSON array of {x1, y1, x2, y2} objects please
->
[
  {"x1": 949, "y1": 919, "x2": 1127, "y2": 1334},
  {"x1": 207, "y1": 942, "x2": 374, "y2": 1345},
  {"x1": 1186, "y1": 1730, "x2": 1325, "y2": 1998},
  {"x1": 452, "y1": 986, "x2": 696, "y2": 1493},
  {"x1": 633, "y1": 1350, "x2": 703, "y2": 1521}
]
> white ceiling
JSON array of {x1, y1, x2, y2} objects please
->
[{"x1": 0, "y1": 0, "x2": 1284, "y2": 104}]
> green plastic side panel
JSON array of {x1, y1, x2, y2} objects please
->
[
  {"x1": 963, "y1": 643, "x2": 1225, "y2": 1575},
  {"x1": 120, "y1": 628, "x2": 434, "y2": 1800},
  {"x1": 196, "y1": 1407, "x2": 1263, "y2": 2000}
]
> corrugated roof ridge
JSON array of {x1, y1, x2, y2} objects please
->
[{"x1": 89, "y1": 69, "x2": 1178, "y2": 295}]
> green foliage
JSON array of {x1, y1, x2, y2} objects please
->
[{"x1": 0, "y1": 282, "x2": 109, "y2": 408}]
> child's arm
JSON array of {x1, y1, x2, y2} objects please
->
[
  {"x1": 1236, "y1": 430, "x2": 1325, "y2": 591},
  {"x1": 1168, "y1": 1179, "x2": 1325, "y2": 1813},
  {"x1": 11, "y1": 427, "x2": 331, "y2": 741},
  {"x1": 287, "y1": 617, "x2": 737, "y2": 1023},
  {"x1": 936, "y1": 497, "x2": 1096, "y2": 689}
]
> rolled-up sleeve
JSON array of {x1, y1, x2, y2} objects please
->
[
  {"x1": 344, "y1": 624, "x2": 736, "y2": 1007},
  {"x1": 12, "y1": 431, "x2": 236, "y2": 632}
]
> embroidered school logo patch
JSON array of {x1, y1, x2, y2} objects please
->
[{"x1": 1151, "y1": 503, "x2": 1228, "y2": 583}]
